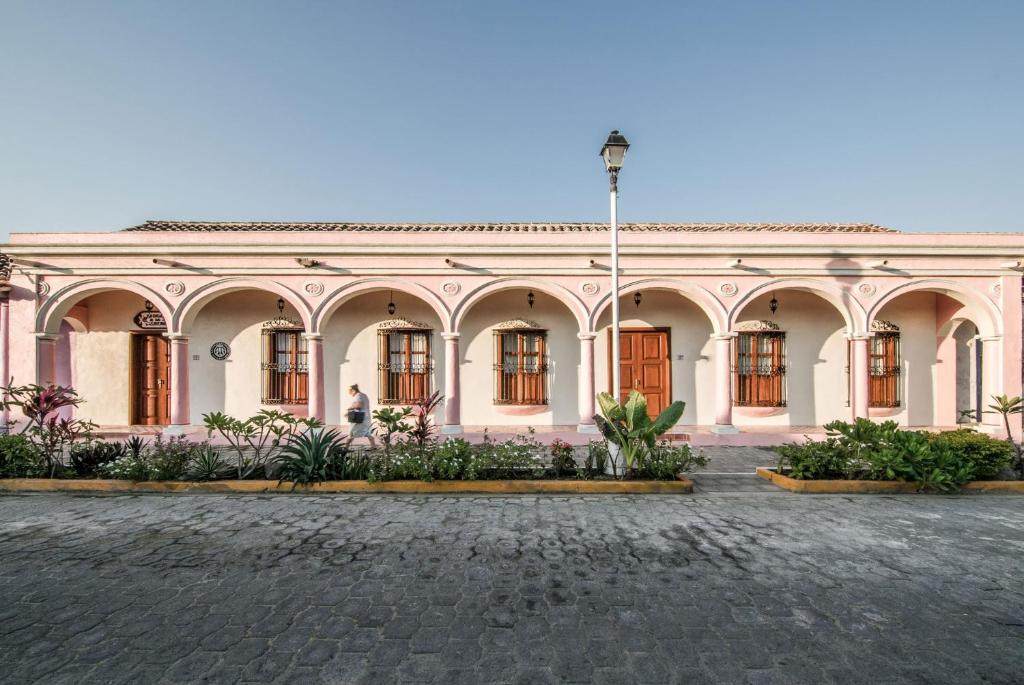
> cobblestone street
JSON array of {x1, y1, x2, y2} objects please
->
[{"x1": 1, "y1": 490, "x2": 1022, "y2": 684}]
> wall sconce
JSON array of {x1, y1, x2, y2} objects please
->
[
  {"x1": 277, "y1": 298, "x2": 285, "y2": 315},
  {"x1": 769, "y1": 292, "x2": 779, "y2": 315},
  {"x1": 387, "y1": 290, "x2": 396, "y2": 316},
  {"x1": 527, "y1": 291, "x2": 535, "y2": 308},
  {"x1": 633, "y1": 291, "x2": 642, "y2": 308}
]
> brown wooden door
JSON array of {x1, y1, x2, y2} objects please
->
[
  {"x1": 612, "y1": 329, "x2": 671, "y2": 419},
  {"x1": 132, "y1": 334, "x2": 171, "y2": 425}
]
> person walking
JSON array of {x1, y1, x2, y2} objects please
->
[{"x1": 346, "y1": 384, "x2": 376, "y2": 448}]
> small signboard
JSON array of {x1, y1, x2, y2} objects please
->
[
  {"x1": 210, "y1": 342, "x2": 231, "y2": 361},
  {"x1": 133, "y1": 309, "x2": 166, "y2": 330}
]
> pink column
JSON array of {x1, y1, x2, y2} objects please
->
[
  {"x1": 577, "y1": 332, "x2": 597, "y2": 432},
  {"x1": 0, "y1": 297, "x2": 9, "y2": 431},
  {"x1": 168, "y1": 335, "x2": 191, "y2": 427},
  {"x1": 35, "y1": 334, "x2": 57, "y2": 386},
  {"x1": 850, "y1": 335, "x2": 870, "y2": 420},
  {"x1": 304, "y1": 334, "x2": 325, "y2": 423},
  {"x1": 981, "y1": 335, "x2": 1002, "y2": 428},
  {"x1": 712, "y1": 334, "x2": 738, "y2": 434},
  {"x1": 441, "y1": 333, "x2": 462, "y2": 434}
]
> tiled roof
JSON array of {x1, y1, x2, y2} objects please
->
[{"x1": 125, "y1": 220, "x2": 895, "y2": 234}]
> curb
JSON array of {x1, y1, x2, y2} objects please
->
[
  {"x1": 0, "y1": 477, "x2": 694, "y2": 495},
  {"x1": 755, "y1": 467, "x2": 1024, "y2": 494}
]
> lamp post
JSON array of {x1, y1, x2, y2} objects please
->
[{"x1": 600, "y1": 130, "x2": 630, "y2": 402}]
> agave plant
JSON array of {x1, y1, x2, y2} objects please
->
[
  {"x1": 985, "y1": 394, "x2": 1024, "y2": 478},
  {"x1": 593, "y1": 390, "x2": 685, "y2": 475},
  {"x1": 203, "y1": 409, "x2": 322, "y2": 479},
  {"x1": 276, "y1": 427, "x2": 353, "y2": 487}
]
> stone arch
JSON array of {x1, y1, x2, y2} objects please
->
[
  {"x1": 313, "y1": 278, "x2": 450, "y2": 334},
  {"x1": 728, "y1": 278, "x2": 865, "y2": 334},
  {"x1": 37, "y1": 278, "x2": 173, "y2": 334},
  {"x1": 870, "y1": 279, "x2": 1000, "y2": 338},
  {"x1": 588, "y1": 278, "x2": 727, "y2": 333},
  {"x1": 452, "y1": 278, "x2": 588, "y2": 332},
  {"x1": 173, "y1": 278, "x2": 312, "y2": 334}
]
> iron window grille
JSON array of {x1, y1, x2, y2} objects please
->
[
  {"x1": 377, "y1": 329, "x2": 433, "y2": 404},
  {"x1": 493, "y1": 329, "x2": 548, "y2": 405},
  {"x1": 260, "y1": 328, "x2": 308, "y2": 404},
  {"x1": 734, "y1": 331, "x2": 787, "y2": 407}
]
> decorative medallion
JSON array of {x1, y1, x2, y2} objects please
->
[
  {"x1": 133, "y1": 302, "x2": 167, "y2": 330},
  {"x1": 857, "y1": 282, "x2": 876, "y2": 297},
  {"x1": 990, "y1": 281, "x2": 1002, "y2": 298},
  {"x1": 377, "y1": 317, "x2": 431, "y2": 331},
  {"x1": 579, "y1": 281, "x2": 600, "y2": 296},
  {"x1": 870, "y1": 319, "x2": 900, "y2": 333},
  {"x1": 164, "y1": 280, "x2": 185, "y2": 297},
  {"x1": 36, "y1": 280, "x2": 50, "y2": 297},
  {"x1": 441, "y1": 281, "x2": 461, "y2": 296},
  {"x1": 734, "y1": 319, "x2": 781, "y2": 332},
  {"x1": 210, "y1": 341, "x2": 231, "y2": 361},
  {"x1": 303, "y1": 281, "x2": 325, "y2": 297},
  {"x1": 718, "y1": 282, "x2": 738, "y2": 298},
  {"x1": 493, "y1": 318, "x2": 545, "y2": 331}
]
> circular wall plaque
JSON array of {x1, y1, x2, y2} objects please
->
[{"x1": 210, "y1": 342, "x2": 231, "y2": 361}]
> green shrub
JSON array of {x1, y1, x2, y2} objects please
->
[
  {"x1": 433, "y1": 438, "x2": 474, "y2": 480},
  {"x1": 585, "y1": 440, "x2": 609, "y2": 476},
  {"x1": 0, "y1": 434, "x2": 45, "y2": 478},
  {"x1": 148, "y1": 435, "x2": 203, "y2": 480},
  {"x1": 929, "y1": 429, "x2": 1013, "y2": 479},
  {"x1": 187, "y1": 446, "x2": 232, "y2": 481},
  {"x1": 465, "y1": 434, "x2": 544, "y2": 480},
  {"x1": 99, "y1": 454, "x2": 155, "y2": 481},
  {"x1": 549, "y1": 439, "x2": 577, "y2": 478},
  {"x1": 637, "y1": 441, "x2": 708, "y2": 480},
  {"x1": 69, "y1": 441, "x2": 126, "y2": 477}
]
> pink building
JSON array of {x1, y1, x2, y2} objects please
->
[{"x1": 1, "y1": 220, "x2": 1021, "y2": 443}]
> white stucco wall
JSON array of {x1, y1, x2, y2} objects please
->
[
  {"x1": 593, "y1": 291, "x2": 715, "y2": 426},
  {"x1": 66, "y1": 292, "x2": 148, "y2": 425},
  {"x1": 321, "y1": 291, "x2": 446, "y2": 426},
  {"x1": 459, "y1": 290, "x2": 580, "y2": 428},
  {"x1": 730, "y1": 291, "x2": 848, "y2": 427}
]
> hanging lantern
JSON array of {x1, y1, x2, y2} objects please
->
[
  {"x1": 276, "y1": 298, "x2": 285, "y2": 314},
  {"x1": 769, "y1": 292, "x2": 779, "y2": 315},
  {"x1": 527, "y1": 291, "x2": 535, "y2": 309},
  {"x1": 634, "y1": 291, "x2": 643, "y2": 308},
  {"x1": 144, "y1": 300, "x2": 154, "y2": 312},
  {"x1": 387, "y1": 290, "x2": 396, "y2": 316}
]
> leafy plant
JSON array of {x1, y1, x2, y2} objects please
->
[
  {"x1": 124, "y1": 435, "x2": 147, "y2": 459},
  {"x1": 373, "y1": 406, "x2": 413, "y2": 449},
  {"x1": 0, "y1": 434, "x2": 45, "y2": 478},
  {"x1": 148, "y1": 435, "x2": 204, "y2": 481},
  {"x1": 187, "y1": 446, "x2": 232, "y2": 481},
  {"x1": 0, "y1": 383, "x2": 96, "y2": 478},
  {"x1": 638, "y1": 441, "x2": 708, "y2": 480},
  {"x1": 432, "y1": 438, "x2": 474, "y2": 480},
  {"x1": 277, "y1": 427, "x2": 360, "y2": 486},
  {"x1": 985, "y1": 394, "x2": 1024, "y2": 478},
  {"x1": 203, "y1": 410, "x2": 321, "y2": 479},
  {"x1": 99, "y1": 454, "x2": 154, "y2": 481},
  {"x1": 593, "y1": 390, "x2": 685, "y2": 474},
  {"x1": 549, "y1": 438, "x2": 577, "y2": 478},
  {"x1": 584, "y1": 440, "x2": 610, "y2": 478},
  {"x1": 465, "y1": 433, "x2": 544, "y2": 480},
  {"x1": 69, "y1": 440, "x2": 126, "y2": 477},
  {"x1": 928, "y1": 429, "x2": 1013, "y2": 479},
  {"x1": 409, "y1": 391, "x2": 443, "y2": 448}
]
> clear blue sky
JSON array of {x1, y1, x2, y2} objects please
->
[{"x1": 2, "y1": 1, "x2": 1022, "y2": 241}]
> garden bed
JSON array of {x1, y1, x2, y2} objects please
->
[
  {"x1": 756, "y1": 467, "x2": 1024, "y2": 494},
  {"x1": 0, "y1": 476, "x2": 693, "y2": 495}
]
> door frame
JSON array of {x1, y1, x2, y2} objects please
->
[
  {"x1": 606, "y1": 326, "x2": 672, "y2": 402},
  {"x1": 129, "y1": 332, "x2": 171, "y2": 426}
]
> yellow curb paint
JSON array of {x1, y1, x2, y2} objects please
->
[
  {"x1": 755, "y1": 468, "x2": 1024, "y2": 494},
  {"x1": 0, "y1": 477, "x2": 693, "y2": 495}
]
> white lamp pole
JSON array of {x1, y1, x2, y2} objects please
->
[{"x1": 600, "y1": 130, "x2": 630, "y2": 402}]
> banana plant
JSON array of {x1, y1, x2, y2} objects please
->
[
  {"x1": 985, "y1": 394, "x2": 1024, "y2": 478},
  {"x1": 593, "y1": 390, "x2": 685, "y2": 473}
]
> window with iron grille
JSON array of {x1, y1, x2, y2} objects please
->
[
  {"x1": 261, "y1": 329, "x2": 308, "y2": 404},
  {"x1": 734, "y1": 331, "x2": 786, "y2": 407},
  {"x1": 378, "y1": 329, "x2": 432, "y2": 404},
  {"x1": 493, "y1": 329, "x2": 548, "y2": 405},
  {"x1": 869, "y1": 332, "x2": 901, "y2": 407}
]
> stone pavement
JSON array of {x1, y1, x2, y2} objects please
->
[{"x1": 1, "y1": 491, "x2": 1022, "y2": 684}]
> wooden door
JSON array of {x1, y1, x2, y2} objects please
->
[
  {"x1": 132, "y1": 334, "x2": 170, "y2": 425},
  {"x1": 611, "y1": 329, "x2": 671, "y2": 419}
]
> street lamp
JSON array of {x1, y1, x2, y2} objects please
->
[{"x1": 600, "y1": 129, "x2": 629, "y2": 402}]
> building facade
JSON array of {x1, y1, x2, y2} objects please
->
[{"x1": 1, "y1": 221, "x2": 1021, "y2": 442}]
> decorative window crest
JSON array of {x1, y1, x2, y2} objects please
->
[
  {"x1": 870, "y1": 319, "x2": 900, "y2": 333},
  {"x1": 734, "y1": 320, "x2": 781, "y2": 332},
  {"x1": 263, "y1": 315, "x2": 303, "y2": 330},
  {"x1": 377, "y1": 317, "x2": 431, "y2": 331},
  {"x1": 493, "y1": 318, "x2": 545, "y2": 331}
]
